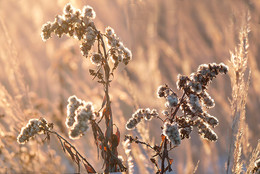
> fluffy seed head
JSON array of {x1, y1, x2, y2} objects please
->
[
  {"x1": 163, "y1": 122, "x2": 181, "y2": 146},
  {"x1": 90, "y1": 52, "x2": 102, "y2": 66},
  {"x1": 82, "y1": 5, "x2": 96, "y2": 19}
]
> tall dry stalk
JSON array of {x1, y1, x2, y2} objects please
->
[{"x1": 226, "y1": 17, "x2": 251, "y2": 174}]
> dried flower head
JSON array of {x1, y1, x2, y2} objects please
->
[
  {"x1": 193, "y1": 118, "x2": 218, "y2": 141},
  {"x1": 82, "y1": 5, "x2": 96, "y2": 19},
  {"x1": 41, "y1": 3, "x2": 97, "y2": 56},
  {"x1": 17, "y1": 118, "x2": 52, "y2": 144},
  {"x1": 105, "y1": 27, "x2": 132, "y2": 65},
  {"x1": 159, "y1": 63, "x2": 227, "y2": 142},
  {"x1": 188, "y1": 94, "x2": 202, "y2": 113},
  {"x1": 163, "y1": 122, "x2": 181, "y2": 146},
  {"x1": 90, "y1": 52, "x2": 102, "y2": 66},
  {"x1": 66, "y1": 96, "x2": 96, "y2": 139},
  {"x1": 66, "y1": 95, "x2": 84, "y2": 128},
  {"x1": 126, "y1": 108, "x2": 158, "y2": 130}
]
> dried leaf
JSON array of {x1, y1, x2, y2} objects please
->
[
  {"x1": 64, "y1": 142, "x2": 75, "y2": 162},
  {"x1": 115, "y1": 127, "x2": 120, "y2": 144},
  {"x1": 163, "y1": 158, "x2": 174, "y2": 172},
  {"x1": 159, "y1": 135, "x2": 166, "y2": 151},
  {"x1": 83, "y1": 160, "x2": 96, "y2": 173},
  {"x1": 103, "y1": 107, "x2": 112, "y2": 141},
  {"x1": 169, "y1": 158, "x2": 173, "y2": 164},
  {"x1": 89, "y1": 69, "x2": 96, "y2": 76}
]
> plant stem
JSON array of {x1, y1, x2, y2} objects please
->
[
  {"x1": 170, "y1": 92, "x2": 186, "y2": 123},
  {"x1": 161, "y1": 138, "x2": 168, "y2": 174},
  {"x1": 47, "y1": 130, "x2": 96, "y2": 172}
]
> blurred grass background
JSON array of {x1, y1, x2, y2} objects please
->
[{"x1": 0, "y1": 0, "x2": 259, "y2": 173}]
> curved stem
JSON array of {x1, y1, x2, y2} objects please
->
[{"x1": 47, "y1": 130, "x2": 96, "y2": 172}]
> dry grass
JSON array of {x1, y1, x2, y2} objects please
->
[{"x1": 0, "y1": 0, "x2": 259, "y2": 173}]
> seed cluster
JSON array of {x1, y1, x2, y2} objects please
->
[
  {"x1": 157, "y1": 85, "x2": 179, "y2": 108},
  {"x1": 41, "y1": 3, "x2": 96, "y2": 58},
  {"x1": 105, "y1": 27, "x2": 132, "y2": 65},
  {"x1": 161, "y1": 63, "x2": 228, "y2": 143},
  {"x1": 162, "y1": 122, "x2": 181, "y2": 146},
  {"x1": 17, "y1": 118, "x2": 52, "y2": 144},
  {"x1": 66, "y1": 95, "x2": 96, "y2": 139},
  {"x1": 41, "y1": 3, "x2": 132, "y2": 66},
  {"x1": 127, "y1": 63, "x2": 228, "y2": 146},
  {"x1": 126, "y1": 108, "x2": 159, "y2": 130}
]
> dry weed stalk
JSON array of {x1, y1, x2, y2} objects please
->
[
  {"x1": 17, "y1": 3, "x2": 132, "y2": 173},
  {"x1": 226, "y1": 19, "x2": 252, "y2": 174},
  {"x1": 125, "y1": 63, "x2": 228, "y2": 173}
]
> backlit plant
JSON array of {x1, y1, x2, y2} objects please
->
[
  {"x1": 18, "y1": 3, "x2": 131, "y2": 173},
  {"x1": 16, "y1": 3, "x2": 232, "y2": 174},
  {"x1": 125, "y1": 62, "x2": 228, "y2": 173}
]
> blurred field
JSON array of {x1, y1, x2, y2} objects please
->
[{"x1": 0, "y1": 0, "x2": 259, "y2": 173}]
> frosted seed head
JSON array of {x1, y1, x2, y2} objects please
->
[
  {"x1": 63, "y1": 3, "x2": 74, "y2": 15},
  {"x1": 90, "y1": 52, "x2": 102, "y2": 66},
  {"x1": 166, "y1": 95, "x2": 178, "y2": 108},
  {"x1": 41, "y1": 22, "x2": 53, "y2": 41},
  {"x1": 162, "y1": 110, "x2": 169, "y2": 116},
  {"x1": 163, "y1": 122, "x2": 181, "y2": 146},
  {"x1": 82, "y1": 5, "x2": 96, "y2": 19},
  {"x1": 150, "y1": 109, "x2": 159, "y2": 117},
  {"x1": 188, "y1": 94, "x2": 202, "y2": 113},
  {"x1": 179, "y1": 126, "x2": 193, "y2": 139},
  {"x1": 17, "y1": 118, "x2": 52, "y2": 144},
  {"x1": 176, "y1": 74, "x2": 189, "y2": 90},
  {"x1": 203, "y1": 112, "x2": 219, "y2": 127},
  {"x1": 105, "y1": 26, "x2": 115, "y2": 36},
  {"x1": 157, "y1": 85, "x2": 167, "y2": 98},
  {"x1": 189, "y1": 81, "x2": 202, "y2": 94},
  {"x1": 219, "y1": 62, "x2": 229, "y2": 74},
  {"x1": 126, "y1": 118, "x2": 138, "y2": 130},
  {"x1": 201, "y1": 91, "x2": 215, "y2": 108}
]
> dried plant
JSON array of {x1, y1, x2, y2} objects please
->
[
  {"x1": 17, "y1": 3, "x2": 132, "y2": 173},
  {"x1": 125, "y1": 62, "x2": 228, "y2": 173},
  {"x1": 226, "y1": 17, "x2": 252, "y2": 174},
  {"x1": 12, "y1": 2, "x2": 260, "y2": 174}
]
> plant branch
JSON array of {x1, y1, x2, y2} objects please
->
[{"x1": 47, "y1": 130, "x2": 96, "y2": 173}]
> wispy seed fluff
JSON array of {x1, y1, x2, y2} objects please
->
[
  {"x1": 82, "y1": 5, "x2": 96, "y2": 19},
  {"x1": 166, "y1": 94, "x2": 178, "y2": 108},
  {"x1": 69, "y1": 102, "x2": 95, "y2": 139},
  {"x1": 194, "y1": 118, "x2": 218, "y2": 141},
  {"x1": 157, "y1": 85, "x2": 178, "y2": 108},
  {"x1": 163, "y1": 122, "x2": 181, "y2": 146},
  {"x1": 41, "y1": 3, "x2": 97, "y2": 56},
  {"x1": 126, "y1": 108, "x2": 158, "y2": 130},
  {"x1": 202, "y1": 112, "x2": 219, "y2": 127},
  {"x1": 200, "y1": 91, "x2": 215, "y2": 108},
  {"x1": 188, "y1": 94, "x2": 202, "y2": 113},
  {"x1": 66, "y1": 95, "x2": 84, "y2": 128},
  {"x1": 17, "y1": 118, "x2": 51, "y2": 144},
  {"x1": 176, "y1": 74, "x2": 189, "y2": 90},
  {"x1": 66, "y1": 95, "x2": 95, "y2": 139},
  {"x1": 189, "y1": 81, "x2": 202, "y2": 94},
  {"x1": 90, "y1": 52, "x2": 102, "y2": 66},
  {"x1": 105, "y1": 26, "x2": 132, "y2": 65}
]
